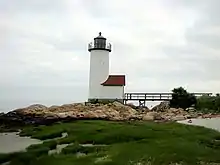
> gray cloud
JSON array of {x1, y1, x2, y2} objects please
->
[{"x1": 1, "y1": 0, "x2": 220, "y2": 111}]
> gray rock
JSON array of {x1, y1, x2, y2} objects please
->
[
  {"x1": 142, "y1": 112, "x2": 161, "y2": 121},
  {"x1": 186, "y1": 107, "x2": 196, "y2": 112},
  {"x1": 151, "y1": 101, "x2": 170, "y2": 112},
  {"x1": 171, "y1": 115, "x2": 186, "y2": 121}
]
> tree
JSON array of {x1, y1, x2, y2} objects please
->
[
  {"x1": 170, "y1": 87, "x2": 197, "y2": 110},
  {"x1": 196, "y1": 95, "x2": 220, "y2": 113}
]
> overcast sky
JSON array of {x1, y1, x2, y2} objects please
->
[{"x1": 1, "y1": 0, "x2": 220, "y2": 111}]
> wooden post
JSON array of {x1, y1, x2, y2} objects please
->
[{"x1": 139, "y1": 100, "x2": 146, "y2": 107}]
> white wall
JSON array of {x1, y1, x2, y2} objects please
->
[
  {"x1": 101, "y1": 86, "x2": 124, "y2": 99},
  {"x1": 89, "y1": 50, "x2": 109, "y2": 99}
]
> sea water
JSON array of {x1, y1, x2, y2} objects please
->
[
  {"x1": 178, "y1": 117, "x2": 220, "y2": 132},
  {"x1": 0, "y1": 132, "x2": 42, "y2": 153}
]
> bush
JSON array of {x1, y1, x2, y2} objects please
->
[
  {"x1": 196, "y1": 95, "x2": 220, "y2": 113},
  {"x1": 170, "y1": 87, "x2": 197, "y2": 110}
]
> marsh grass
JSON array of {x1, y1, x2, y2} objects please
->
[
  {"x1": 0, "y1": 149, "x2": 48, "y2": 165},
  {"x1": 20, "y1": 125, "x2": 64, "y2": 140},
  {"x1": 27, "y1": 140, "x2": 57, "y2": 151},
  {"x1": 61, "y1": 142, "x2": 109, "y2": 155},
  {"x1": 2, "y1": 120, "x2": 220, "y2": 164}
]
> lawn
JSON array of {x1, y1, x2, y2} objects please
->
[{"x1": 1, "y1": 120, "x2": 220, "y2": 165}]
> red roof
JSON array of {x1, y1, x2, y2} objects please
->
[{"x1": 101, "y1": 75, "x2": 125, "y2": 86}]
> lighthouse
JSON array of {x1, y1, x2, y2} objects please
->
[{"x1": 88, "y1": 32, "x2": 126, "y2": 103}]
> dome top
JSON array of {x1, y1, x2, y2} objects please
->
[
  {"x1": 94, "y1": 32, "x2": 106, "y2": 40},
  {"x1": 88, "y1": 32, "x2": 111, "y2": 52}
]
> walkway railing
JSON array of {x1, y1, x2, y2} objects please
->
[{"x1": 124, "y1": 92, "x2": 212, "y2": 101}]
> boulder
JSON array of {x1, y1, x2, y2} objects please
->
[
  {"x1": 188, "y1": 112, "x2": 199, "y2": 118},
  {"x1": 57, "y1": 112, "x2": 73, "y2": 118},
  {"x1": 1, "y1": 100, "x2": 209, "y2": 125},
  {"x1": 112, "y1": 101, "x2": 125, "y2": 108},
  {"x1": 186, "y1": 107, "x2": 196, "y2": 112},
  {"x1": 142, "y1": 112, "x2": 161, "y2": 121},
  {"x1": 171, "y1": 115, "x2": 186, "y2": 121},
  {"x1": 202, "y1": 113, "x2": 213, "y2": 118},
  {"x1": 126, "y1": 103, "x2": 136, "y2": 109},
  {"x1": 151, "y1": 101, "x2": 170, "y2": 112},
  {"x1": 27, "y1": 104, "x2": 47, "y2": 110},
  {"x1": 1, "y1": 101, "x2": 141, "y2": 125},
  {"x1": 167, "y1": 108, "x2": 187, "y2": 115},
  {"x1": 142, "y1": 114, "x2": 154, "y2": 121},
  {"x1": 13, "y1": 104, "x2": 47, "y2": 115}
]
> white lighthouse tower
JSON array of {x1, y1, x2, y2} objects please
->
[{"x1": 88, "y1": 32, "x2": 125, "y2": 103}]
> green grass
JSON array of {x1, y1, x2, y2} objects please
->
[
  {"x1": 26, "y1": 140, "x2": 57, "y2": 151},
  {"x1": 61, "y1": 142, "x2": 109, "y2": 155},
  {"x1": 0, "y1": 150, "x2": 47, "y2": 165},
  {"x1": 20, "y1": 125, "x2": 64, "y2": 140},
  {"x1": 3, "y1": 120, "x2": 220, "y2": 164}
]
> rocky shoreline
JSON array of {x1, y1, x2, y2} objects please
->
[{"x1": 1, "y1": 101, "x2": 220, "y2": 131}]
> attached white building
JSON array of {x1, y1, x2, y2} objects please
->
[{"x1": 88, "y1": 32, "x2": 126, "y2": 103}]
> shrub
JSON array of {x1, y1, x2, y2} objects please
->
[
  {"x1": 170, "y1": 87, "x2": 197, "y2": 110},
  {"x1": 196, "y1": 95, "x2": 220, "y2": 113}
]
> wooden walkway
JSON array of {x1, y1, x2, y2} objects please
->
[{"x1": 124, "y1": 92, "x2": 212, "y2": 107}]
